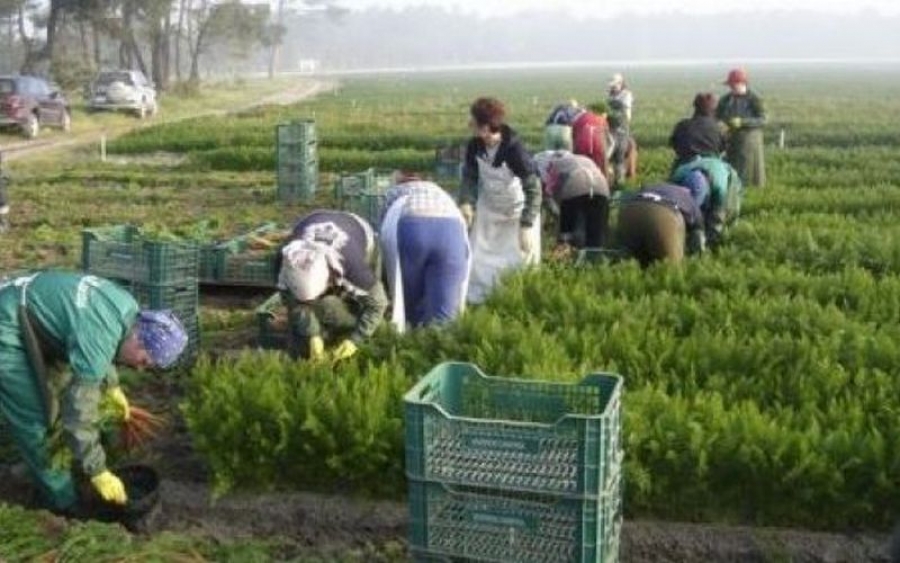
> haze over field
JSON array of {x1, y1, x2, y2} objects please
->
[
  {"x1": 281, "y1": 1, "x2": 900, "y2": 71},
  {"x1": 2, "y1": 0, "x2": 898, "y2": 79}
]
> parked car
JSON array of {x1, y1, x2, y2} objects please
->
[
  {"x1": 86, "y1": 70, "x2": 158, "y2": 119},
  {"x1": 0, "y1": 75, "x2": 71, "y2": 138}
]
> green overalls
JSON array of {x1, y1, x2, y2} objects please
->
[{"x1": 0, "y1": 271, "x2": 138, "y2": 511}]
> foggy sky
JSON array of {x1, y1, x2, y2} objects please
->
[
  {"x1": 346, "y1": 0, "x2": 900, "y2": 18},
  {"x1": 282, "y1": 5, "x2": 900, "y2": 70}
]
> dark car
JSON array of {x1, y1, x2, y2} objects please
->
[{"x1": 0, "y1": 75, "x2": 71, "y2": 138}]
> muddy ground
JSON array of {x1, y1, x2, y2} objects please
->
[{"x1": 1, "y1": 450, "x2": 894, "y2": 562}]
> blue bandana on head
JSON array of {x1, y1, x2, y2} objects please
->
[{"x1": 138, "y1": 310, "x2": 189, "y2": 369}]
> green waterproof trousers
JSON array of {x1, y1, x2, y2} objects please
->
[{"x1": 0, "y1": 344, "x2": 77, "y2": 511}]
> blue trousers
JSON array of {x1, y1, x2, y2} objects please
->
[{"x1": 397, "y1": 215, "x2": 468, "y2": 327}]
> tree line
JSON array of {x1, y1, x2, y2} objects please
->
[{"x1": 0, "y1": 0, "x2": 341, "y2": 91}]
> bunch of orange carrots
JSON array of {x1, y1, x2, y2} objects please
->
[{"x1": 120, "y1": 406, "x2": 167, "y2": 451}]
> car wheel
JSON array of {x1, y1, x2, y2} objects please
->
[
  {"x1": 22, "y1": 113, "x2": 39, "y2": 139},
  {"x1": 61, "y1": 110, "x2": 72, "y2": 132}
]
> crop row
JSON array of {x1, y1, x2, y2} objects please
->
[{"x1": 184, "y1": 251, "x2": 900, "y2": 530}]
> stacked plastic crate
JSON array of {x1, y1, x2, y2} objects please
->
[
  {"x1": 333, "y1": 168, "x2": 394, "y2": 227},
  {"x1": 434, "y1": 144, "x2": 465, "y2": 181},
  {"x1": 81, "y1": 225, "x2": 201, "y2": 367},
  {"x1": 276, "y1": 119, "x2": 318, "y2": 204},
  {"x1": 404, "y1": 362, "x2": 624, "y2": 563}
]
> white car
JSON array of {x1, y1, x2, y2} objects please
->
[{"x1": 86, "y1": 70, "x2": 158, "y2": 119}]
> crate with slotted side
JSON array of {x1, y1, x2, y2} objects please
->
[
  {"x1": 82, "y1": 225, "x2": 199, "y2": 284},
  {"x1": 405, "y1": 362, "x2": 622, "y2": 497},
  {"x1": 409, "y1": 471, "x2": 621, "y2": 563}
]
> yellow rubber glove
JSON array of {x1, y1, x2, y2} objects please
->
[
  {"x1": 729, "y1": 117, "x2": 742, "y2": 130},
  {"x1": 309, "y1": 336, "x2": 326, "y2": 361},
  {"x1": 459, "y1": 203, "x2": 475, "y2": 229},
  {"x1": 331, "y1": 339, "x2": 358, "y2": 362},
  {"x1": 91, "y1": 470, "x2": 128, "y2": 505},
  {"x1": 106, "y1": 387, "x2": 130, "y2": 421},
  {"x1": 519, "y1": 227, "x2": 533, "y2": 256}
]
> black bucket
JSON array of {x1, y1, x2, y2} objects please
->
[{"x1": 80, "y1": 464, "x2": 161, "y2": 532}]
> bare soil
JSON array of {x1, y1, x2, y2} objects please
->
[{"x1": 1, "y1": 465, "x2": 892, "y2": 562}]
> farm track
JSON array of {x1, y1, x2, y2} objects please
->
[
  {"x1": 0, "y1": 79, "x2": 335, "y2": 162},
  {"x1": 155, "y1": 481, "x2": 894, "y2": 562}
]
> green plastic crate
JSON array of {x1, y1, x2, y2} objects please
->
[
  {"x1": 199, "y1": 245, "x2": 219, "y2": 283},
  {"x1": 211, "y1": 223, "x2": 282, "y2": 287},
  {"x1": 434, "y1": 145, "x2": 465, "y2": 180},
  {"x1": 405, "y1": 362, "x2": 622, "y2": 497},
  {"x1": 127, "y1": 279, "x2": 196, "y2": 310},
  {"x1": 346, "y1": 192, "x2": 386, "y2": 228},
  {"x1": 334, "y1": 168, "x2": 393, "y2": 227},
  {"x1": 278, "y1": 161, "x2": 318, "y2": 204},
  {"x1": 276, "y1": 120, "x2": 318, "y2": 204},
  {"x1": 277, "y1": 140, "x2": 317, "y2": 164},
  {"x1": 81, "y1": 225, "x2": 199, "y2": 284},
  {"x1": 333, "y1": 170, "x2": 375, "y2": 200},
  {"x1": 409, "y1": 471, "x2": 621, "y2": 563},
  {"x1": 276, "y1": 119, "x2": 316, "y2": 144},
  {"x1": 255, "y1": 291, "x2": 287, "y2": 349}
]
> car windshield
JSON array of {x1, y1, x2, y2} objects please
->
[
  {"x1": 0, "y1": 79, "x2": 15, "y2": 95},
  {"x1": 96, "y1": 72, "x2": 134, "y2": 86}
]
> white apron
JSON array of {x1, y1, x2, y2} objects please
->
[
  {"x1": 381, "y1": 196, "x2": 472, "y2": 332},
  {"x1": 467, "y1": 154, "x2": 540, "y2": 305}
]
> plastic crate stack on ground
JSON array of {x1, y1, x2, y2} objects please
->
[
  {"x1": 333, "y1": 168, "x2": 395, "y2": 227},
  {"x1": 210, "y1": 222, "x2": 287, "y2": 288},
  {"x1": 404, "y1": 362, "x2": 624, "y2": 563},
  {"x1": 276, "y1": 119, "x2": 318, "y2": 204},
  {"x1": 81, "y1": 225, "x2": 201, "y2": 366},
  {"x1": 434, "y1": 144, "x2": 465, "y2": 181}
]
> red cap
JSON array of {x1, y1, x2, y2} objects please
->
[{"x1": 724, "y1": 68, "x2": 748, "y2": 85}]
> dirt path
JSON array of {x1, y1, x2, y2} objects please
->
[
  {"x1": 0, "y1": 80, "x2": 335, "y2": 163},
  {"x1": 140, "y1": 480, "x2": 900, "y2": 562},
  {"x1": 0, "y1": 459, "x2": 892, "y2": 561}
]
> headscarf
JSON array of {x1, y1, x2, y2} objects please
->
[
  {"x1": 278, "y1": 239, "x2": 343, "y2": 302},
  {"x1": 137, "y1": 310, "x2": 189, "y2": 369}
]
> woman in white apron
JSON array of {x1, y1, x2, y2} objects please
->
[
  {"x1": 458, "y1": 97, "x2": 542, "y2": 305},
  {"x1": 379, "y1": 172, "x2": 471, "y2": 332}
]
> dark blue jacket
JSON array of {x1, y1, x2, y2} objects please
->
[{"x1": 635, "y1": 184, "x2": 704, "y2": 229}]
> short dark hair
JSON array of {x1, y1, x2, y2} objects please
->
[
  {"x1": 470, "y1": 97, "x2": 506, "y2": 133},
  {"x1": 693, "y1": 92, "x2": 717, "y2": 117}
]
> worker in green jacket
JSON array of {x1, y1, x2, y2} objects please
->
[
  {"x1": 716, "y1": 68, "x2": 766, "y2": 187},
  {"x1": 671, "y1": 156, "x2": 744, "y2": 247},
  {"x1": 0, "y1": 271, "x2": 188, "y2": 513}
]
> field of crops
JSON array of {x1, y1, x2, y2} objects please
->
[{"x1": 2, "y1": 65, "x2": 900, "y2": 556}]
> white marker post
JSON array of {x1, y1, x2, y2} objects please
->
[
  {"x1": 100, "y1": 133, "x2": 107, "y2": 162},
  {"x1": 779, "y1": 128, "x2": 785, "y2": 150}
]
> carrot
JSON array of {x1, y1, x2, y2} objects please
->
[{"x1": 120, "y1": 406, "x2": 167, "y2": 452}]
